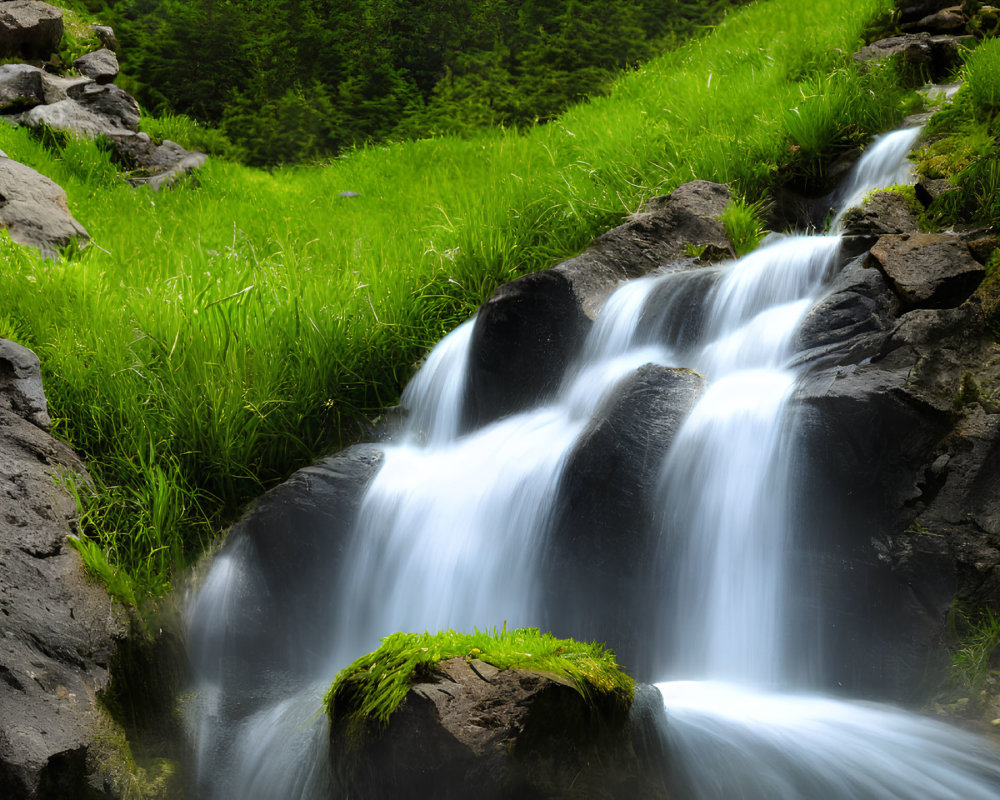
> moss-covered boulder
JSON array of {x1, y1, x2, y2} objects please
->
[{"x1": 326, "y1": 628, "x2": 669, "y2": 799}]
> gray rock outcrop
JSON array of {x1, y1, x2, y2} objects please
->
[
  {"x1": 0, "y1": 340, "x2": 51, "y2": 430},
  {"x1": 0, "y1": 340, "x2": 126, "y2": 799},
  {"x1": 72, "y1": 49, "x2": 119, "y2": 85},
  {"x1": 0, "y1": 63, "x2": 45, "y2": 113},
  {"x1": 0, "y1": 156, "x2": 89, "y2": 255},
  {"x1": 330, "y1": 658, "x2": 669, "y2": 800},
  {"x1": 0, "y1": 0, "x2": 62, "y2": 60}
]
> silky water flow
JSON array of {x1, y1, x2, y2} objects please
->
[{"x1": 185, "y1": 127, "x2": 1000, "y2": 798}]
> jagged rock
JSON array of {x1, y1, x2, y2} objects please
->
[
  {"x1": 73, "y1": 49, "x2": 118, "y2": 85},
  {"x1": 545, "y1": 365, "x2": 705, "y2": 676},
  {"x1": 331, "y1": 657, "x2": 669, "y2": 800},
  {"x1": 0, "y1": 156, "x2": 89, "y2": 255},
  {"x1": 20, "y1": 83, "x2": 140, "y2": 138},
  {"x1": 0, "y1": 348, "x2": 126, "y2": 799},
  {"x1": 840, "y1": 191, "x2": 919, "y2": 237},
  {"x1": 868, "y1": 232, "x2": 985, "y2": 309},
  {"x1": 37, "y1": 72, "x2": 91, "y2": 105},
  {"x1": 793, "y1": 251, "x2": 898, "y2": 369},
  {"x1": 0, "y1": 0, "x2": 63, "y2": 60},
  {"x1": 854, "y1": 33, "x2": 935, "y2": 67},
  {"x1": 91, "y1": 24, "x2": 116, "y2": 52},
  {"x1": 0, "y1": 339, "x2": 50, "y2": 430},
  {"x1": 0, "y1": 63, "x2": 44, "y2": 113},
  {"x1": 788, "y1": 222, "x2": 1000, "y2": 700}
]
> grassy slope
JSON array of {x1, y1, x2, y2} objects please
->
[{"x1": 0, "y1": 0, "x2": 905, "y2": 600}]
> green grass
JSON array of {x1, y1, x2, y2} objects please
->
[
  {"x1": 952, "y1": 607, "x2": 1000, "y2": 692},
  {"x1": 0, "y1": 0, "x2": 908, "y2": 602},
  {"x1": 325, "y1": 627, "x2": 633, "y2": 745}
]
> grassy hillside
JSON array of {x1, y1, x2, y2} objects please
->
[{"x1": 0, "y1": 0, "x2": 922, "y2": 602}]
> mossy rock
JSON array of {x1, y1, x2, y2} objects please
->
[{"x1": 326, "y1": 629, "x2": 665, "y2": 800}]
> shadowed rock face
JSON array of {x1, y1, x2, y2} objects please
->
[
  {"x1": 544, "y1": 366, "x2": 706, "y2": 677},
  {"x1": 462, "y1": 180, "x2": 732, "y2": 432},
  {"x1": 0, "y1": 342, "x2": 125, "y2": 799},
  {"x1": 789, "y1": 229, "x2": 1000, "y2": 701},
  {"x1": 330, "y1": 658, "x2": 670, "y2": 800}
]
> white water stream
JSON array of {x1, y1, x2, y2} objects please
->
[{"x1": 186, "y1": 126, "x2": 1000, "y2": 798}]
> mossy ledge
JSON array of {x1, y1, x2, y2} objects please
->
[{"x1": 325, "y1": 627, "x2": 634, "y2": 744}]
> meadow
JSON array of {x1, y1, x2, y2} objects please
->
[{"x1": 0, "y1": 0, "x2": 921, "y2": 602}]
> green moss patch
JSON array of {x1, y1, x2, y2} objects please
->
[{"x1": 325, "y1": 627, "x2": 634, "y2": 733}]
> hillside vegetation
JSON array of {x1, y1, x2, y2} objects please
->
[
  {"x1": 0, "y1": 0, "x2": 945, "y2": 602},
  {"x1": 62, "y1": 0, "x2": 754, "y2": 165}
]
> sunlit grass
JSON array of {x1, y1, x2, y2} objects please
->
[
  {"x1": 0, "y1": 0, "x2": 903, "y2": 601},
  {"x1": 325, "y1": 626, "x2": 633, "y2": 746}
]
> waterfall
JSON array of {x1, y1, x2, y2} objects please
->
[{"x1": 185, "y1": 125, "x2": 1000, "y2": 798}]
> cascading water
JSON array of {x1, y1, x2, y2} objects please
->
[{"x1": 186, "y1": 125, "x2": 1000, "y2": 798}]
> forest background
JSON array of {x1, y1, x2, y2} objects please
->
[{"x1": 64, "y1": 0, "x2": 750, "y2": 165}]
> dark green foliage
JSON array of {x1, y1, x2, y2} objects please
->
[{"x1": 82, "y1": 0, "x2": 752, "y2": 165}]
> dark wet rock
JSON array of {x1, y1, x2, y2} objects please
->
[
  {"x1": 853, "y1": 32, "x2": 965, "y2": 82},
  {"x1": 0, "y1": 346, "x2": 126, "y2": 799},
  {"x1": 839, "y1": 190, "x2": 919, "y2": 237},
  {"x1": 462, "y1": 181, "x2": 731, "y2": 430},
  {"x1": 0, "y1": 0, "x2": 63, "y2": 60},
  {"x1": 904, "y1": 5, "x2": 969, "y2": 34},
  {"x1": 853, "y1": 33, "x2": 936, "y2": 68},
  {"x1": 462, "y1": 270, "x2": 591, "y2": 430},
  {"x1": 545, "y1": 366, "x2": 705, "y2": 677},
  {"x1": 897, "y1": 0, "x2": 957, "y2": 23},
  {"x1": 73, "y1": 49, "x2": 119, "y2": 85},
  {"x1": 187, "y1": 444, "x2": 384, "y2": 688},
  {"x1": 331, "y1": 657, "x2": 669, "y2": 800},
  {"x1": 0, "y1": 63, "x2": 44, "y2": 113},
  {"x1": 793, "y1": 252, "x2": 899, "y2": 369},
  {"x1": 0, "y1": 156, "x2": 89, "y2": 255},
  {"x1": 0, "y1": 339, "x2": 51, "y2": 431},
  {"x1": 868, "y1": 233, "x2": 985, "y2": 310},
  {"x1": 789, "y1": 236, "x2": 1000, "y2": 699}
]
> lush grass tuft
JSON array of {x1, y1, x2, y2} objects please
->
[{"x1": 325, "y1": 627, "x2": 633, "y2": 744}]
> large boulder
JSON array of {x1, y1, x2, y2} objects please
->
[
  {"x1": 0, "y1": 342, "x2": 126, "y2": 799},
  {"x1": 0, "y1": 63, "x2": 44, "y2": 113},
  {"x1": 462, "y1": 181, "x2": 732, "y2": 430},
  {"x1": 22, "y1": 82, "x2": 140, "y2": 137},
  {"x1": 544, "y1": 365, "x2": 705, "y2": 677},
  {"x1": 839, "y1": 190, "x2": 919, "y2": 237},
  {"x1": 0, "y1": 0, "x2": 62, "y2": 60},
  {"x1": 72, "y1": 49, "x2": 118, "y2": 85},
  {"x1": 868, "y1": 232, "x2": 985, "y2": 310},
  {"x1": 330, "y1": 657, "x2": 669, "y2": 800},
  {"x1": 0, "y1": 156, "x2": 89, "y2": 255}
]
